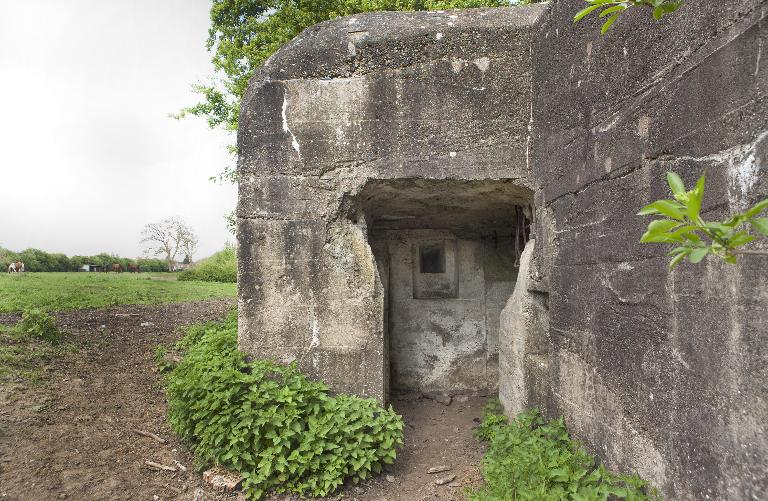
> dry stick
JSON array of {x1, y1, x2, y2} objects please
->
[
  {"x1": 145, "y1": 460, "x2": 177, "y2": 472},
  {"x1": 733, "y1": 249, "x2": 768, "y2": 256},
  {"x1": 133, "y1": 429, "x2": 167, "y2": 444},
  {"x1": 163, "y1": 484, "x2": 184, "y2": 494}
]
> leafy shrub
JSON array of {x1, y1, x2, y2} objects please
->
[
  {"x1": 468, "y1": 405, "x2": 661, "y2": 501},
  {"x1": 165, "y1": 312, "x2": 403, "y2": 500},
  {"x1": 153, "y1": 346, "x2": 177, "y2": 374},
  {"x1": 13, "y1": 309, "x2": 61, "y2": 344},
  {"x1": 473, "y1": 397, "x2": 508, "y2": 442},
  {"x1": 178, "y1": 246, "x2": 236, "y2": 283}
]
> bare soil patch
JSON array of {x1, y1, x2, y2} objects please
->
[{"x1": 0, "y1": 301, "x2": 487, "y2": 501}]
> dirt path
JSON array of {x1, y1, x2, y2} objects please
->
[{"x1": 0, "y1": 302, "x2": 487, "y2": 501}]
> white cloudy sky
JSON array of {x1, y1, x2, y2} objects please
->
[{"x1": 0, "y1": 0, "x2": 236, "y2": 259}]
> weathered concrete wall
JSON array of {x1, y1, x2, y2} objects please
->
[
  {"x1": 499, "y1": 240, "x2": 549, "y2": 417},
  {"x1": 237, "y1": 6, "x2": 547, "y2": 402},
  {"x1": 529, "y1": 1, "x2": 768, "y2": 499}
]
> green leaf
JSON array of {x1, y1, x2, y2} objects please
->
[
  {"x1": 648, "y1": 219, "x2": 682, "y2": 234},
  {"x1": 687, "y1": 174, "x2": 706, "y2": 218},
  {"x1": 598, "y1": 5, "x2": 627, "y2": 18},
  {"x1": 727, "y1": 232, "x2": 755, "y2": 247},
  {"x1": 574, "y1": 4, "x2": 603, "y2": 22},
  {"x1": 667, "y1": 225, "x2": 699, "y2": 239},
  {"x1": 637, "y1": 200, "x2": 686, "y2": 220},
  {"x1": 745, "y1": 199, "x2": 768, "y2": 218},
  {"x1": 669, "y1": 250, "x2": 689, "y2": 269},
  {"x1": 666, "y1": 172, "x2": 686, "y2": 196},
  {"x1": 751, "y1": 217, "x2": 768, "y2": 236},
  {"x1": 600, "y1": 12, "x2": 622, "y2": 34},
  {"x1": 688, "y1": 247, "x2": 710, "y2": 264}
]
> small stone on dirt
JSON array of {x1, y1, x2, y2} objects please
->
[
  {"x1": 203, "y1": 467, "x2": 244, "y2": 492},
  {"x1": 456, "y1": 395, "x2": 469, "y2": 403},
  {"x1": 435, "y1": 474, "x2": 456, "y2": 486},
  {"x1": 140, "y1": 322, "x2": 154, "y2": 327},
  {"x1": 424, "y1": 392, "x2": 452, "y2": 406},
  {"x1": 386, "y1": 474, "x2": 395, "y2": 483},
  {"x1": 427, "y1": 465, "x2": 451, "y2": 474}
]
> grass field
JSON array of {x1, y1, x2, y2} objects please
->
[{"x1": 0, "y1": 272, "x2": 236, "y2": 313}]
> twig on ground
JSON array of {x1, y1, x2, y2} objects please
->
[
  {"x1": 145, "y1": 460, "x2": 177, "y2": 472},
  {"x1": 163, "y1": 483, "x2": 183, "y2": 494},
  {"x1": 134, "y1": 429, "x2": 167, "y2": 444}
]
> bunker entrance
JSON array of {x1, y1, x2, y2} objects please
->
[{"x1": 359, "y1": 179, "x2": 533, "y2": 398}]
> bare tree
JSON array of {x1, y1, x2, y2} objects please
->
[
  {"x1": 140, "y1": 217, "x2": 198, "y2": 271},
  {"x1": 180, "y1": 227, "x2": 199, "y2": 264}
]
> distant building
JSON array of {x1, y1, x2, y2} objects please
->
[
  {"x1": 169, "y1": 262, "x2": 192, "y2": 272},
  {"x1": 79, "y1": 264, "x2": 103, "y2": 272}
]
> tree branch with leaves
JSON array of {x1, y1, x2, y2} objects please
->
[
  {"x1": 574, "y1": 0, "x2": 683, "y2": 34},
  {"x1": 638, "y1": 172, "x2": 768, "y2": 268}
]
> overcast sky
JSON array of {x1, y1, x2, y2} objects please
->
[{"x1": 0, "y1": 0, "x2": 236, "y2": 260}]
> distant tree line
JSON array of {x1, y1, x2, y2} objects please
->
[{"x1": 0, "y1": 247, "x2": 168, "y2": 272}]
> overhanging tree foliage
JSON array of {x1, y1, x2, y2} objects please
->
[
  {"x1": 574, "y1": 0, "x2": 683, "y2": 34},
  {"x1": 639, "y1": 172, "x2": 768, "y2": 268}
]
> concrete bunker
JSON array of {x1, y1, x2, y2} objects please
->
[
  {"x1": 237, "y1": 2, "x2": 768, "y2": 498},
  {"x1": 354, "y1": 179, "x2": 533, "y2": 396}
]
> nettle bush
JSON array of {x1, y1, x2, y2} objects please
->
[
  {"x1": 469, "y1": 403, "x2": 660, "y2": 501},
  {"x1": 178, "y1": 246, "x2": 237, "y2": 283},
  {"x1": 164, "y1": 312, "x2": 403, "y2": 500},
  {"x1": 14, "y1": 309, "x2": 61, "y2": 344}
]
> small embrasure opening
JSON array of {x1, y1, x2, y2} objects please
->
[{"x1": 419, "y1": 243, "x2": 445, "y2": 273}]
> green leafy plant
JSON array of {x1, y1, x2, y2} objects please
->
[
  {"x1": 638, "y1": 172, "x2": 768, "y2": 268},
  {"x1": 178, "y1": 246, "x2": 237, "y2": 283},
  {"x1": 474, "y1": 397, "x2": 509, "y2": 442},
  {"x1": 164, "y1": 311, "x2": 404, "y2": 500},
  {"x1": 468, "y1": 405, "x2": 661, "y2": 500},
  {"x1": 153, "y1": 346, "x2": 178, "y2": 374},
  {"x1": 574, "y1": 0, "x2": 683, "y2": 34},
  {"x1": 13, "y1": 309, "x2": 61, "y2": 344}
]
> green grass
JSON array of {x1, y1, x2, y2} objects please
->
[
  {"x1": 0, "y1": 327, "x2": 74, "y2": 384},
  {"x1": 0, "y1": 272, "x2": 236, "y2": 313}
]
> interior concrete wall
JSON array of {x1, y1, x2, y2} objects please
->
[
  {"x1": 529, "y1": 1, "x2": 768, "y2": 499},
  {"x1": 374, "y1": 229, "x2": 518, "y2": 393}
]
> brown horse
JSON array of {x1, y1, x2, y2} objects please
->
[
  {"x1": 111, "y1": 263, "x2": 123, "y2": 273},
  {"x1": 7, "y1": 261, "x2": 24, "y2": 273},
  {"x1": 127, "y1": 263, "x2": 139, "y2": 273}
]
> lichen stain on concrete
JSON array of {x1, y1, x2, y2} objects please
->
[
  {"x1": 474, "y1": 57, "x2": 490, "y2": 73},
  {"x1": 281, "y1": 93, "x2": 301, "y2": 154},
  {"x1": 728, "y1": 131, "x2": 767, "y2": 210}
]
